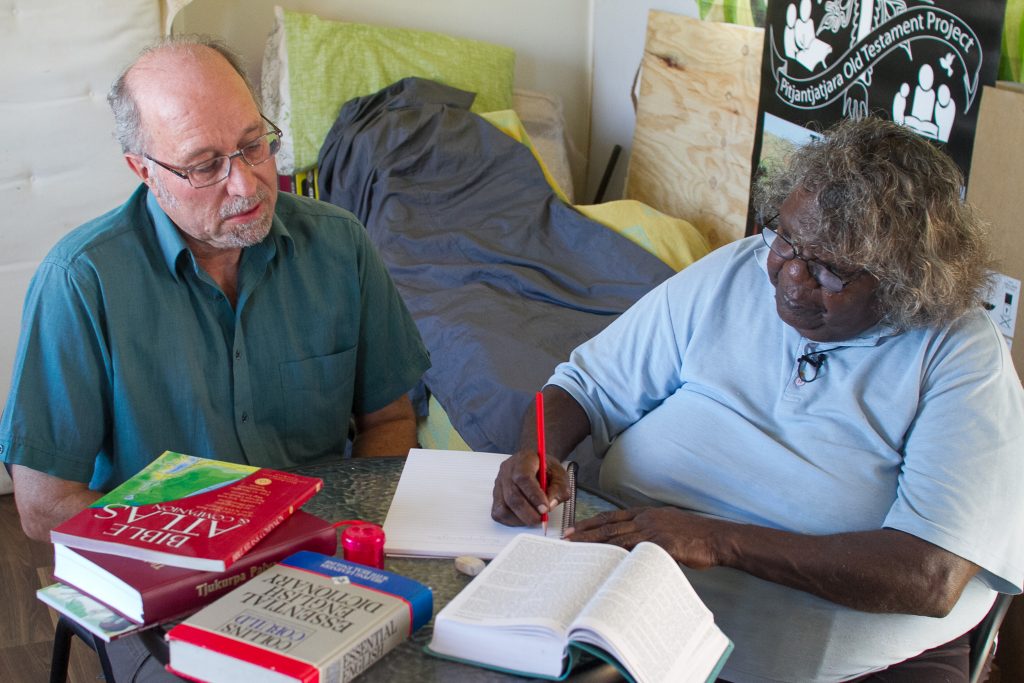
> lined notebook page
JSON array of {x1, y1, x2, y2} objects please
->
[{"x1": 382, "y1": 449, "x2": 561, "y2": 559}]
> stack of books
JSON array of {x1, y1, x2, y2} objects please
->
[
  {"x1": 38, "y1": 451, "x2": 334, "y2": 641},
  {"x1": 38, "y1": 450, "x2": 435, "y2": 683}
]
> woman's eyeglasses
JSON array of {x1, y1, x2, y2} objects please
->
[{"x1": 759, "y1": 214, "x2": 865, "y2": 293}]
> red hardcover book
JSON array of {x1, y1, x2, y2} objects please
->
[
  {"x1": 52, "y1": 511, "x2": 339, "y2": 625},
  {"x1": 50, "y1": 451, "x2": 323, "y2": 571}
]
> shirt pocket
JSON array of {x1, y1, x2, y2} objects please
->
[{"x1": 280, "y1": 348, "x2": 356, "y2": 458}]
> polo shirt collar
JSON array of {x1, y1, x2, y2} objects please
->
[{"x1": 145, "y1": 187, "x2": 295, "y2": 281}]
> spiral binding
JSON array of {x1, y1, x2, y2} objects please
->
[{"x1": 560, "y1": 461, "x2": 578, "y2": 539}]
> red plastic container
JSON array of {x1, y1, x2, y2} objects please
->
[{"x1": 341, "y1": 522, "x2": 386, "y2": 569}]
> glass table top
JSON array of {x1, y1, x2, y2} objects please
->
[{"x1": 290, "y1": 456, "x2": 624, "y2": 683}]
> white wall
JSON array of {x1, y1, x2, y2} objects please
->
[
  {"x1": 173, "y1": 0, "x2": 595, "y2": 199},
  {"x1": 0, "y1": 0, "x2": 161, "y2": 493},
  {"x1": 585, "y1": 0, "x2": 699, "y2": 203},
  {"x1": 1, "y1": 3, "x2": 155, "y2": 409}
]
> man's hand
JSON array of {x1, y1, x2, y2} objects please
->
[
  {"x1": 567, "y1": 506, "x2": 723, "y2": 569},
  {"x1": 491, "y1": 449, "x2": 571, "y2": 527},
  {"x1": 10, "y1": 464, "x2": 101, "y2": 542}
]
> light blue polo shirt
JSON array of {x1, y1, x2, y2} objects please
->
[
  {"x1": 0, "y1": 185, "x2": 429, "y2": 491},
  {"x1": 550, "y1": 235, "x2": 1024, "y2": 682}
]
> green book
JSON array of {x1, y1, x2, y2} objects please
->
[{"x1": 37, "y1": 582, "x2": 144, "y2": 642}]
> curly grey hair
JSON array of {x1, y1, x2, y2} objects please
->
[
  {"x1": 754, "y1": 116, "x2": 993, "y2": 331},
  {"x1": 107, "y1": 34, "x2": 257, "y2": 155}
]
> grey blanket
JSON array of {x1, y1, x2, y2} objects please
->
[{"x1": 317, "y1": 77, "x2": 674, "y2": 459}]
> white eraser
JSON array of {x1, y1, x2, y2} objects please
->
[{"x1": 454, "y1": 555, "x2": 486, "y2": 577}]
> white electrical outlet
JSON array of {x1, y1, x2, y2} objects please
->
[{"x1": 983, "y1": 271, "x2": 1021, "y2": 348}]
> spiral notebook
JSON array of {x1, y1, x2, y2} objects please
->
[{"x1": 383, "y1": 449, "x2": 577, "y2": 560}]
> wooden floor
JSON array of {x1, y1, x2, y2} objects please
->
[
  {"x1": 1, "y1": 493, "x2": 104, "y2": 683},
  {"x1": 1, "y1": 491, "x2": 1022, "y2": 683}
]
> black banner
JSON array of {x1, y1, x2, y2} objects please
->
[{"x1": 749, "y1": 0, "x2": 1006, "y2": 230}]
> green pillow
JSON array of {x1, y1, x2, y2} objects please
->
[{"x1": 261, "y1": 6, "x2": 516, "y2": 173}]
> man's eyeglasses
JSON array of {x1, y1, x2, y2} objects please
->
[
  {"x1": 758, "y1": 214, "x2": 864, "y2": 293},
  {"x1": 144, "y1": 115, "x2": 283, "y2": 189}
]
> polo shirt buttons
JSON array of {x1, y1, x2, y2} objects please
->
[
  {"x1": 234, "y1": 350, "x2": 241, "y2": 360},
  {"x1": 241, "y1": 412, "x2": 249, "y2": 423}
]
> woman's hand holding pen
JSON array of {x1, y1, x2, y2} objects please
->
[
  {"x1": 492, "y1": 386, "x2": 591, "y2": 527},
  {"x1": 491, "y1": 449, "x2": 570, "y2": 527}
]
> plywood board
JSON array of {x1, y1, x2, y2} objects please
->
[
  {"x1": 625, "y1": 11, "x2": 762, "y2": 250},
  {"x1": 966, "y1": 85, "x2": 1024, "y2": 382}
]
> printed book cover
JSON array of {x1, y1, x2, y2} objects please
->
[
  {"x1": 37, "y1": 583, "x2": 145, "y2": 643},
  {"x1": 53, "y1": 510, "x2": 339, "y2": 625},
  {"x1": 166, "y1": 550, "x2": 433, "y2": 683},
  {"x1": 50, "y1": 451, "x2": 323, "y2": 571}
]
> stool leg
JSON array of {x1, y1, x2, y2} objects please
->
[
  {"x1": 49, "y1": 616, "x2": 74, "y2": 683},
  {"x1": 94, "y1": 639, "x2": 117, "y2": 683}
]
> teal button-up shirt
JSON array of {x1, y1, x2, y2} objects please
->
[{"x1": 0, "y1": 185, "x2": 429, "y2": 490}]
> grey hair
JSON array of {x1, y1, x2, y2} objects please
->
[
  {"x1": 107, "y1": 34, "x2": 257, "y2": 155},
  {"x1": 753, "y1": 116, "x2": 993, "y2": 331}
]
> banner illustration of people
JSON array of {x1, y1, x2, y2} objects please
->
[{"x1": 785, "y1": 0, "x2": 833, "y2": 71}]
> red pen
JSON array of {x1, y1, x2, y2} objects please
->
[{"x1": 536, "y1": 391, "x2": 548, "y2": 535}]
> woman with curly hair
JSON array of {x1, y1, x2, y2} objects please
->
[
  {"x1": 493, "y1": 117, "x2": 1024, "y2": 682},
  {"x1": 754, "y1": 116, "x2": 992, "y2": 334}
]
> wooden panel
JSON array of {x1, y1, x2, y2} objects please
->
[
  {"x1": 625, "y1": 11, "x2": 763, "y2": 250},
  {"x1": 0, "y1": 640, "x2": 55, "y2": 683},
  {"x1": 965, "y1": 85, "x2": 1024, "y2": 382},
  {"x1": 0, "y1": 558, "x2": 53, "y2": 647},
  {"x1": 0, "y1": 494, "x2": 104, "y2": 683}
]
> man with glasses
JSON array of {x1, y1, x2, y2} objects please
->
[
  {"x1": 1, "y1": 35, "x2": 429, "y2": 680},
  {"x1": 493, "y1": 117, "x2": 1024, "y2": 682},
  {"x1": 1, "y1": 35, "x2": 429, "y2": 542}
]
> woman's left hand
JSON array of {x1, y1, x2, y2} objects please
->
[{"x1": 567, "y1": 506, "x2": 727, "y2": 569}]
